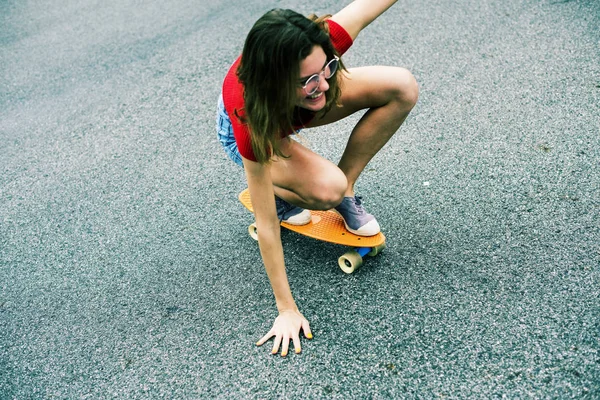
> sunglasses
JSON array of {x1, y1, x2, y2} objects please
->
[{"x1": 301, "y1": 56, "x2": 339, "y2": 96}]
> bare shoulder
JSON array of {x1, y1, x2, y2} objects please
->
[{"x1": 330, "y1": 0, "x2": 398, "y2": 41}]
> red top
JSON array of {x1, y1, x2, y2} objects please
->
[{"x1": 221, "y1": 19, "x2": 354, "y2": 162}]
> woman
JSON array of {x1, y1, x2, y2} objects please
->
[{"x1": 217, "y1": 0, "x2": 418, "y2": 356}]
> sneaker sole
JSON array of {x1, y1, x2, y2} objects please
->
[
  {"x1": 332, "y1": 210, "x2": 380, "y2": 236},
  {"x1": 282, "y1": 209, "x2": 312, "y2": 226}
]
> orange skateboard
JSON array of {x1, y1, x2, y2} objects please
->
[{"x1": 239, "y1": 188, "x2": 386, "y2": 273}]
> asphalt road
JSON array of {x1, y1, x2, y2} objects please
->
[{"x1": 1, "y1": 0, "x2": 599, "y2": 398}]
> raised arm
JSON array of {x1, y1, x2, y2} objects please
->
[{"x1": 330, "y1": 0, "x2": 398, "y2": 40}]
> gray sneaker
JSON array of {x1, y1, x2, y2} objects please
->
[
  {"x1": 334, "y1": 196, "x2": 380, "y2": 236},
  {"x1": 275, "y1": 197, "x2": 311, "y2": 225}
]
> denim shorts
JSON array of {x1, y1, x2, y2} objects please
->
[{"x1": 216, "y1": 94, "x2": 243, "y2": 167}]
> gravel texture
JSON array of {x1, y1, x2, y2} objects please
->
[{"x1": 1, "y1": 0, "x2": 599, "y2": 398}]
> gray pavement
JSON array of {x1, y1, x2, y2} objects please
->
[{"x1": 1, "y1": 0, "x2": 599, "y2": 398}]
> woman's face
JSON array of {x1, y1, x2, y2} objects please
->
[{"x1": 296, "y1": 45, "x2": 330, "y2": 112}]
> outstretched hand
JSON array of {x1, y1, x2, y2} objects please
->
[{"x1": 256, "y1": 309, "x2": 313, "y2": 356}]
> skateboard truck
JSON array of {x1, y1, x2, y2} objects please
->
[
  {"x1": 337, "y1": 242, "x2": 386, "y2": 274},
  {"x1": 247, "y1": 222, "x2": 386, "y2": 274},
  {"x1": 240, "y1": 189, "x2": 386, "y2": 274}
]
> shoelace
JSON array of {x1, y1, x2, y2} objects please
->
[{"x1": 350, "y1": 196, "x2": 366, "y2": 215}]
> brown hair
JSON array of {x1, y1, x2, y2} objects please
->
[{"x1": 236, "y1": 9, "x2": 345, "y2": 164}]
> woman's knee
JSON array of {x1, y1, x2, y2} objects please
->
[
  {"x1": 392, "y1": 68, "x2": 419, "y2": 111},
  {"x1": 304, "y1": 171, "x2": 347, "y2": 210}
]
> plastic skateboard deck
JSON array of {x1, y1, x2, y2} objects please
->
[{"x1": 239, "y1": 188, "x2": 386, "y2": 273}]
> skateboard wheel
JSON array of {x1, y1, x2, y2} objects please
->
[
  {"x1": 368, "y1": 241, "x2": 386, "y2": 257},
  {"x1": 248, "y1": 223, "x2": 258, "y2": 241},
  {"x1": 338, "y1": 250, "x2": 363, "y2": 274}
]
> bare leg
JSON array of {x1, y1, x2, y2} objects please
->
[
  {"x1": 307, "y1": 66, "x2": 419, "y2": 196},
  {"x1": 269, "y1": 66, "x2": 418, "y2": 210},
  {"x1": 269, "y1": 137, "x2": 347, "y2": 210}
]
